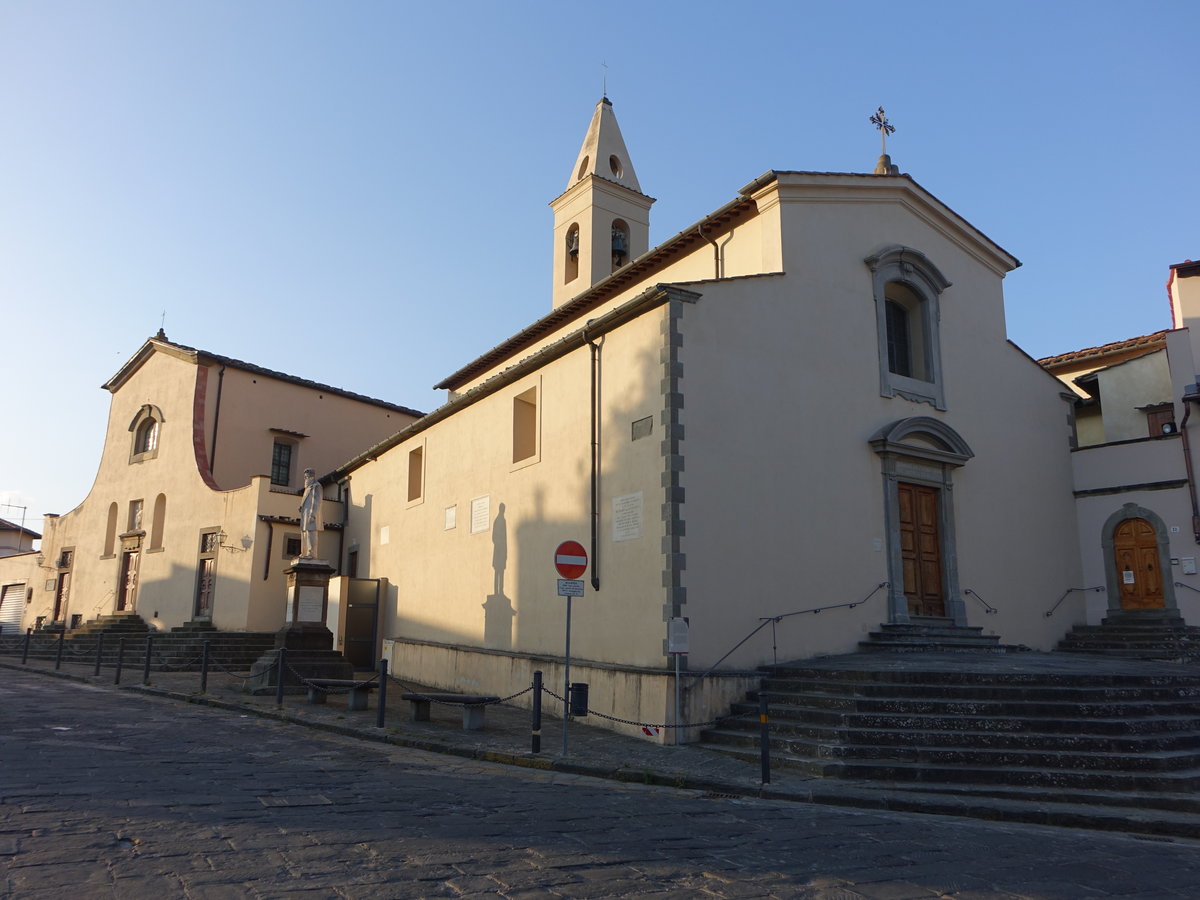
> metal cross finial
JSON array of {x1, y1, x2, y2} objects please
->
[
  {"x1": 160, "y1": 309, "x2": 166, "y2": 330},
  {"x1": 601, "y1": 61, "x2": 608, "y2": 99},
  {"x1": 870, "y1": 106, "x2": 895, "y2": 154}
]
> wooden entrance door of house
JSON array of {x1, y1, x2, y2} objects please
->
[
  {"x1": 344, "y1": 578, "x2": 380, "y2": 669},
  {"x1": 53, "y1": 572, "x2": 70, "y2": 622},
  {"x1": 1113, "y1": 517, "x2": 1165, "y2": 609},
  {"x1": 117, "y1": 549, "x2": 139, "y2": 611},
  {"x1": 898, "y1": 481, "x2": 945, "y2": 617}
]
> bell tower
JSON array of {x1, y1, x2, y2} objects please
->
[{"x1": 550, "y1": 97, "x2": 654, "y2": 309}]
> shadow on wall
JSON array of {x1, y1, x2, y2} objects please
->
[{"x1": 482, "y1": 502, "x2": 514, "y2": 650}]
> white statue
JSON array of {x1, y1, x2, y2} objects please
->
[{"x1": 299, "y1": 468, "x2": 322, "y2": 558}]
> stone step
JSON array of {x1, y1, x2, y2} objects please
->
[
  {"x1": 698, "y1": 744, "x2": 1200, "y2": 792},
  {"x1": 758, "y1": 676, "x2": 1200, "y2": 702},
  {"x1": 743, "y1": 691, "x2": 1200, "y2": 719},
  {"x1": 706, "y1": 720, "x2": 1200, "y2": 754},
  {"x1": 759, "y1": 665, "x2": 1200, "y2": 688},
  {"x1": 701, "y1": 728, "x2": 1200, "y2": 772}
]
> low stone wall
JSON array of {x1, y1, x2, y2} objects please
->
[{"x1": 381, "y1": 636, "x2": 761, "y2": 745}]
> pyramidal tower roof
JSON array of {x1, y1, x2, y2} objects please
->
[{"x1": 566, "y1": 97, "x2": 644, "y2": 194}]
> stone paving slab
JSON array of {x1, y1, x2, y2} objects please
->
[{"x1": 3, "y1": 650, "x2": 1200, "y2": 840}]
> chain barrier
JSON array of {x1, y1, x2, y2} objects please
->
[
  {"x1": 207, "y1": 656, "x2": 265, "y2": 679},
  {"x1": 285, "y1": 660, "x2": 379, "y2": 694},
  {"x1": 150, "y1": 647, "x2": 206, "y2": 671}
]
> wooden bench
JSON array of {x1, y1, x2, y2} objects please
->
[
  {"x1": 401, "y1": 692, "x2": 499, "y2": 731},
  {"x1": 304, "y1": 679, "x2": 379, "y2": 711}
]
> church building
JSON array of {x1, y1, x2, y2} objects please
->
[{"x1": 327, "y1": 98, "x2": 1085, "y2": 736}]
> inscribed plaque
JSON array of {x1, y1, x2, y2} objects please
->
[
  {"x1": 444, "y1": 504, "x2": 457, "y2": 530},
  {"x1": 612, "y1": 492, "x2": 643, "y2": 542},
  {"x1": 470, "y1": 495, "x2": 490, "y2": 535},
  {"x1": 298, "y1": 585, "x2": 324, "y2": 622}
]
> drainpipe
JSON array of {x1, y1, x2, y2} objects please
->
[
  {"x1": 208, "y1": 365, "x2": 226, "y2": 478},
  {"x1": 698, "y1": 224, "x2": 721, "y2": 279},
  {"x1": 1179, "y1": 387, "x2": 1200, "y2": 542},
  {"x1": 336, "y1": 477, "x2": 350, "y2": 574},
  {"x1": 583, "y1": 321, "x2": 601, "y2": 591}
]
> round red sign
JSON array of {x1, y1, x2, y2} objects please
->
[{"x1": 554, "y1": 540, "x2": 588, "y2": 579}]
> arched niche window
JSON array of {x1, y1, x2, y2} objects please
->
[
  {"x1": 611, "y1": 219, "x2": 630, "y2": 271},
  {"x1": 865, "y1": 246, "x2": 951, "y2": 410},
  {"x1": 128, "y1": 404, "x2": 164, "y2": 463},
  {"x1": 104, "y1": 502, "x2": 118, "y2": 557},
  {"x1": 564, "y1": 223, "x2": 580, "y2": 284},
  {"x1": 149, "y1": 494, "x2": 167, "y2": 551}
]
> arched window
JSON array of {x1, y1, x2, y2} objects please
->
[
  {"x1": 611, "y1": 219, "x2": 630, "y2": 271},
  {"x1": 564, "y1": 223, "x2": 580, "y2": 284},
  {"x1": 150, "y1": 494, "x2": 167, "y2": 550},
  {"x1": 865, "y1": 246, "x2": 950, "y2": 410},
  {"x1": 104, "y1": 503, "x2": 118, "y2": 557},
  {"x1": 135, "y1": 418, "x2": 158, "y2": 454},
  {"x1": 128, "y1": 404, "x2": 164, "y2": 463}
]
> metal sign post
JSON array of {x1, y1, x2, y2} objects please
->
[{"x1": 554, "y1": 541, "x2": 588, "y2": 757}]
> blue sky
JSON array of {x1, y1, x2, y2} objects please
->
[{"x1": 2, "y1": 0, "x2": 1197, "y2": 534}]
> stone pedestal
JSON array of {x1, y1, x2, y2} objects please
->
[{"x1": 246, "y1": 558, "x2": 354, "y2": 694}]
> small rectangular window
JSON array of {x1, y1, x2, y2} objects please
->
[
  {"x1": 408, "y1": 446, "x2": 424, "y2": 502},
  {"x1": 284, "y1": 534, "x2": 302, "y2": 559},
  {"x1": 271, "y1": 441, "x2": 293, "y2": 486},
  {"x1": 513, "y1": 387, "x2": 538, "y2": 463}
]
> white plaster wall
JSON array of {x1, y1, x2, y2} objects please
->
[
  {"x1": 344, "y1": 308, "x2": 670, "y2": 675},
  {"x1": 676, "y1": 192, "x2": 1081, "y2": 667},
  {"x1": 1094, "y1": 350, "x2": 1171, "y2": 443}
]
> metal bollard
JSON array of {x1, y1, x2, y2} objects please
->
[
  {"x1": 21, "y1": 630, "x2": 31, "y2": 665},
  {"x1": 55, "y1": 629, "x2": 65, "y2": 670},
  {"x1": 142, "y1": 635, "x2": 153, "y2": 686},
  {"x1": 376, "y1": 657, "x2": 388, "y2": 729},
  {"x1": 93, "y1": 632, "x2": 105, "y2": 677},
  {"x1": 200, "y1": 641, "x2": 210, "y2": 694},
  {"x1": 759, "y1": 692, "x2": 771, "y2": 785},
  {"x1": 114, "y1": 638, "x2": 125, "y2": 685},
  {"x1": 275, "y1": 647, "x2": 287, "y2": 707},
  {"x1": 531, "y1": 670, "x2": 543, "y2": 753}
]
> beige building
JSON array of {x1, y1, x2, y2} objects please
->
[
  {"x1": 1042, "y1": 260, "x2": 1200, "y2": 627},
  {"x1": 0, "y1": 333, "x2": 421, "y2": 637},
  {"x1": 328, "y1": 98, "x2": 1084, "y2": 739}
]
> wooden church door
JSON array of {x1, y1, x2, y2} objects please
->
[
  {"x1": 1113, "y1": 517, "x2": 1164, "y2": 609},
  {"x1": 898, "y1": 482, "x2": 945, "y2": 617}
]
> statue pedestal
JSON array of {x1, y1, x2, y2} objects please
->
[{"x1": 247, "y1": 558, "x2": 354, "y2": 694}]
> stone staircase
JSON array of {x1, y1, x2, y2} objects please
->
[
  {"x1": 4, "y1": 614, "x2": 275, "y2": 670},
  {"x1": 698, "y1": 654, "x2": 1200, "y2": 837},
  {"x1": 1056, "y1": 612, "x2": 1200, "y2": 662},
  {"x1": 859, "y1": 620, "x2": 1019, "y2": 653}
]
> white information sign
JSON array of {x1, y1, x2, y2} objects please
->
[
  {"x1": 612, "y1": 491, "x2": 643, "y2": 542},
  {"x1": 444, "y1": 504, "x2": 457, "y2": 531},
  {"x1": 298, "y1": 586, "x2": 325, "y2": 622},
  {"x1": 1123, "y1": 570, "x2": 1136, "y2": 585},
  {"x1": 470, "y1": 495, "x2": 491, "y2": 534},
  {"x1": 557, "y1": 578, "x2": 585, "y2": 597},
  {"x1": 379, "y1": 525, "x2": 390, "y2": 546},
  {"x1": 668, "y1": 617, "x2": 690, "y2": 654}
]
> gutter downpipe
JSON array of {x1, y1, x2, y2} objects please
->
[
  {"x1": 209, "y1": 365, "x2": 226, "y2": 477},
  {"x1": 1180, "y1": 388, "x2": 1200, "y2": 542},
  {"x1": 698, "y1": 223, "x2": 721, "y2": 279},
  {"x1": 583, "y1": 321, "x2": 601, "y2": 592},
  {"x1": 336, "y1": 477, "x2": 350, "y2": 574}
]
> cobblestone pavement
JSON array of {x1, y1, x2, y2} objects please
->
[{"x1": 3, "y1": 670, "x2": 1200, "y2": 899}]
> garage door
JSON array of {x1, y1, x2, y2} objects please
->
[{"x1": 0, "y1": 583, "x2": 25, "y2": 634}]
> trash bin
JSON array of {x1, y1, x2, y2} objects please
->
[{"x1": 568, "y1": 682, "x2": 589, "y2": 717}]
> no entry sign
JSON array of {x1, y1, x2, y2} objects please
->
[{"x1": 554, "y1": 540, "x2": 588, "y2": 579}]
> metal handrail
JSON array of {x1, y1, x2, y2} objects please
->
[
  {"x1": 1174, "y1": 581, "x2": 1200, "y2": 594},
  {"x1": 1044, "y1": 586, "x2": 1105, "y2": 617},
  {"x1": 683, "y1": 582, "x2": 888, "y2": 691},
  {"x1": 962, "y1": 588, "x2": 998, "y2": 615}
]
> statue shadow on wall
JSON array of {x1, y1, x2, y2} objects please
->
[{"x1": 483, "y1": 502, "x2": 514, "y2": 649}]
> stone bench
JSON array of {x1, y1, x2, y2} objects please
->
[
  {"x1": 401, "y1": 692, "x2": 500, "y2": 731},
  {"x1": 304, "y1": 679, "x2": 379, "y2": 711}
]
